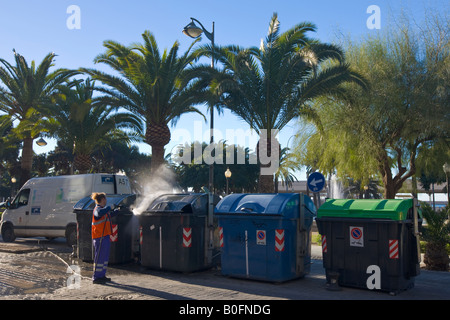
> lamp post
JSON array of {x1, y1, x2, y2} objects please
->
[
  {"x1": 183, "y1": 18, "x2": 215, "y2": 197},
  {"x1": 225, "y1": 168, "x2": 232, "y2": 195},
  {"x1": 183, "y1": 18, "x2": 216, "y2": 264},
  {"x1": 443, "y1": 163, "x2": 450, "y2": 219}
]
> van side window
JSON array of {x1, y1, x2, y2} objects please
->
[{"x1": 11, "y1": 189, "x2": 30, "y2": 209}]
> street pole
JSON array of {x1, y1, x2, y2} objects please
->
[
  {"x1": 208, "y1": 21, "x2": 215, "y2": 229},
  {"x1": 182, "y1": 18, "x2": 216, "y2": 265}
]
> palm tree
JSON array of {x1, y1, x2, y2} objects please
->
[
  {"x1": 198, "y1": 13, "x2": 366, "y2": 192},
  {"x1": 82, "y1": 31, "x2": 206, "y2": 173},
  {"x1": 343, "y1": 178, "x2": 382, "y2": 199},
  {"x1": 44, "y1": 78, "x2": 143, "y2": 173},
  {"x1": 0, "y1": 50, "x2": 79, "y2": 185},
  {"x1": 421, "y1": 203, "x2": 450, "y2": 271},
  {"x1": 0, "y1": 115, "x2": 20, "y2": 176},
  {"x1": 274, "y1": 147, "x2": 301, "y2": 192}
]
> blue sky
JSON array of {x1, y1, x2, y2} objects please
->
[{"x1": 0, "y1": 0, "x2": 447, "y2": 179}]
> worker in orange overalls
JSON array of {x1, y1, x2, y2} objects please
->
[{"x1": 91, "y1": 192, "x2": 119, "y2": 284}]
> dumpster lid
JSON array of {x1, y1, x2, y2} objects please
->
[
  {"x1": 142, "y1": 193, "x2": 220, "y2": 215},
  {"x1": 215, "y1": 193, "x2": 313, "y2": 218},
  {"x1": 73, "y1": 194, "x2": 136, "y2": 211},
  {"x1": 317, "y1": 199, "x2": 414, "y2": 220}
]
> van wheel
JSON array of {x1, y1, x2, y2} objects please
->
[
  {"x1": 1, "y1": 223, "x2": 16, "y2": 243},
  {"x1": 65, "y1": 224, "x2": 77, "y2": 247}
]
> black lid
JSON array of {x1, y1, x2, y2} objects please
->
[
  {"x1": 73, "y1": 194, "x2": 136, "y2": 211},
  {"x1": 142, "y1": 193, "x2": 219, "y2": 215}
]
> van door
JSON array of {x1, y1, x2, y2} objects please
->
[
  {"x1": 27, "y1": 188, "x2": 57, "y2": 237},
  {"x1": 8, "y1": 188, "x2": 31, "y2": 236}
]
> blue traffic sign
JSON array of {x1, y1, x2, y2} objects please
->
[{"x1": 307, "y1": 172, "x2": 325, "y2": 193}]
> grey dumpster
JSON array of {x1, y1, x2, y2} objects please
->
[
  {"x1": 74, "y1": 194, "x2": 136, "y2": 264},
  {"x1": 139, "y1": 193, "x2": 220, "y2": 272}
]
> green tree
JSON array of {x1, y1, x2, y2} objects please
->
[
  {"x1": 297, "y1": 13, "x2": 449, "y2": 198},
  {"x1": 32, "y1": 153, "x2": 51, "y2": 177},
  {"x1": 421, "y1": 202, "x2": 450, "y2": 271},
  {"x1": 0, "y1": 115, "x2": 21, "y2": 198},
  {"x1": 173, "y1": 141, "x2": 259, "y2": 194},
  {"x1": 82, "y1": 31, "x2": 206, "y2": 173},
  {"x1": 198, "y1": 13, "x2": 366, "y2": 192},
  {"x1": 44, "y1": 79, "x2": 143, "y2": 173},
  {"x1": 0, "y1": 50, "x2": 79, "y2": 185},
  {"x1": 0, "y1": 115, "x2": 20, "y2": 173},
  {"x1": 416, "y1": 138, "x2": 449, "y2": 194},
  {"x1": 274, "y1": 147, "x2": 301, "y2": 192},
  {"x1": 46, "y1": 142, "x2": 74, "y2": 176}
]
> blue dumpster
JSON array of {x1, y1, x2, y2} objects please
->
[{"x1": 215, "y1": 193, "x2": 316, "y2": 282}]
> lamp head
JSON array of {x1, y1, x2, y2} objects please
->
[
  {"x1": 36, "y1": 137, "x2": 47, "y2": 147},
  {"x1": 183, "y1": 20, "x2": 203, "y2": 38},
  {"x1": 443, "y1": 163, "x2": 450, "y2": 174}
]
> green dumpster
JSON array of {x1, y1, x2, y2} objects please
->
[{"x1": 316, "y1": 199, "x2": 422, "y2": 295}]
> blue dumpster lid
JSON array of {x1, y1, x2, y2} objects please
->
[{"x1": 215, "y1": 193, "x2": 315, "y2": 218}]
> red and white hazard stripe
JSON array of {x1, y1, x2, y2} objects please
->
[
  {"x1": 389, "y1": 239, "x2": 399, "y2": 259},
  {"x1": 219, "y1": 227, "x2": 224, "y2": 248},
  {"x1": 275, "y1": 229, "x2": 285, "y2": 252},
  {"x1": 183, "y1": 227, "x2": 192, "y2": 248},
  {"x1": 110, "y1": 224, "x2": 118, "y2": 242},
  {"x1": 139, "y1": 226, "x2": 143, "y2": 245},
  {"x1": 322, "y1": 235, "x2": 327, "y2": 253}
]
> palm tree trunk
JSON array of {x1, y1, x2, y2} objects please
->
[
  {"x1": 20, "y1": 137, "x2": 34, "y2": 186},
  {"x1": 259, "y1": 173, "x2": 274, "y2": 193},
  {"x1": 74, "y1": 154, "x2": 92, "y2": 174},
  {"x1": 146, "y1": 123, "x2": 170, "y2": 173},
  {"x1": 256, "y1": 136, "x2": 279, "y2": 193},
  {"x1": 424, "y1": 242, "x2": 450, "y2": 271},
  {"x1": 150, "y1": 143, "x2": 165, "y2": 172}
]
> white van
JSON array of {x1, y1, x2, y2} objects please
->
[{"x1": 0, "y1": 173, "x2": 131, "y2": 246}]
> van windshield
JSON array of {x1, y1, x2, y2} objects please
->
[{"x1": 10, "y1": 189, "x2": 30, "y2": 209}]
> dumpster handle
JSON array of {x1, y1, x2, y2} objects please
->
[
  {"x1": 302, "y1": 204, "x2": 316, "y2": 216},
  {"x1": 245, "y1": 230, "x2": 249, "y2": 278},
  {"x1": 240, "y1": 207, "x2": 254, "y2": 213},
  {"x1": 159, "y1": 226, "x2": 163, "y2": 269}
]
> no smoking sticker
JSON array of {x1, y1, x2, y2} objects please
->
[{"x1": 349, "y1": 226, "x2": 364, "y2": 247}]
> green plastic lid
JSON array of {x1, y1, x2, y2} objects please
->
[{"x1": 317, "y1": 199, "x2": 413, "y2": 220}]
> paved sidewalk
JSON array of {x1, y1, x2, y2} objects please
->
[
  {"x1": 21, "y1": 262, "x2": 450, "y2": 300},
  {"x1": 1, "y1": 244, "x2": 449, "y2": 301}
]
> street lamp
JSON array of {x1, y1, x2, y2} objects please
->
[
  {"x1": 36, "y1": 137, "x2": 47, "y2": 147},
  {"x1": 183, "y1": 18, "x2": 214, "y2": 43},
  {"x1": 225, "y1": 168, "x2": 232, "y2": 195},
  {"x1": 183, "y1": 17, "x2": 216, "y2": 265},
  {"x1": 10, "y1": 177, "x2": 16, "y2": 198},
  {"x1": 183, "y1": 17, "x2": 215, "y2": 219},
  {"x1": 443, "y1": 163, "x2": 450, "y2": 213}
]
